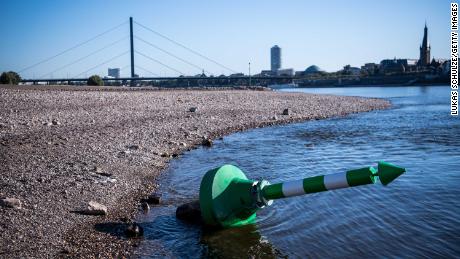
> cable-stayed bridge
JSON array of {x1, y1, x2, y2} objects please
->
[{"x1": 19, "y1": 17, "x2": 293, "y2": 86}]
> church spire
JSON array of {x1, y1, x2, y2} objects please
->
[
  {"x1": 419, "y1": 22, "x2": 431, "y2": 66},
  {"x1": 422, "y1": 22, "x2": 428, "y2": 48}
]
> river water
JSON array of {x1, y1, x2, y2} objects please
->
[{"x1": 134, "y1": 86, "x2": 460, "y2": 258}]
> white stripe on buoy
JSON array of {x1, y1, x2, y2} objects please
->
[
  {"x1": 282, "y1": 179, "x2": 305, "y2": 197},
  {"x1": 324, "y1": 172, "x2": 349, "y2": 190}
]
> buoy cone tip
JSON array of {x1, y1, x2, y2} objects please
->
[{"x1": 377, "y1": 161, "x2": 405, "y2": 186}]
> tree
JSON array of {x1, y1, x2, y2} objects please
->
[
  {"x1": 0, "y1": 71, "x2": 21, "y2": 85},
  {"x1": 87, "y1": 75, "x2": 104, "y2": 86}
]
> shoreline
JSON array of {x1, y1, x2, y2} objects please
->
[{"x1": 0, "y1": 85, "x2": 390, "y2": 257}]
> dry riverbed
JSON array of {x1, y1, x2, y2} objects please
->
[{"x1": 0, "y1": 85, "x2": 390, "y2": 258}]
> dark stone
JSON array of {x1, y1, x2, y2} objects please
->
[
  {"x1": 144, "y1": 193, "x2": 161, "y2": 204},
  {"x1": 189, "y1": 107, "x2": 197, "y2": 112},
  {"x1": 202, "y1": 138, "x2": 213, "y2": 147},
  {"x1": 119, "y1": 217, "x2": 130, "y2": 223},
  {"x1": 127, "y1": 145, "x2": 140, "y2": 150},
  {"x1": 141, "y1": 202, "x2": 150, "y2": 212},
  {"x1": 125, "y1": 223, "x2": 144, "y2": 238},
  {"x1": 0, "y1": 197, "x2": 22, "y2": 209},
  {"x1": 282, "y1": 108, "x2": 290, "y2": 115},
  {"x1": 176, "y1": 200, "x2": 202, "y2": 223}
]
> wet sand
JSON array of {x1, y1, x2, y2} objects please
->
[{"x1": 0, "y1": 85, "x2": 390, "y2": 257}]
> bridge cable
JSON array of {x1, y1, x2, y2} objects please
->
[
  {"x1": 19, "y1": 21, "x2": 128, "y2": 73},
  {"x1": 135, "y1": 36, "x2": 211, "y2": 75},
  {"x1": 135, "y1": 65, "x2": 160, "y2": 77},
  {"x1": 134, "y1": 21, "x2": 237, "y2": 74},
  {"x1": 39, "y1": 36, "x2": 129, "y2": 79},
  {"x1": 73, "y1": 51, "x2": 129, "y2": 78},
  {"x1": 135, "y1": 50, "x2": 185, "y2": 75}
]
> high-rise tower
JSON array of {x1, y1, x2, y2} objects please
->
[
  {"x1": 418, "y1": 23, "x2": 431, "y2": 66},
  {"x1": 271, "y1": 45, "x2": 281, "y2": 72}
]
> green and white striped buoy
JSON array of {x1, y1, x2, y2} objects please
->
[{"x1": 199, "y1": 161, "x2": 405, "y2": 228}]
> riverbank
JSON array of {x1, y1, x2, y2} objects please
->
[{"x1": 0, "y1": 85, "x2": 390, "y2": 258}]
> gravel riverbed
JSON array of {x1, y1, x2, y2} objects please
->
[{"x1": 0, "y1": 85, "x2": 390, "y2": 258}]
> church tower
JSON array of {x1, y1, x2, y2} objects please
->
[{"x1": 419, "y1": 22, "x2": 431, "y2": 66}]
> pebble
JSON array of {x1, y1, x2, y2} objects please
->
[
  {"x1": 202, "y1": 138, "x2": 213, "y2": 147},
  {"x1": 141, "y1": 202, "x2": 150, "y2": 212},
  {"x1": 127, "y1": 145, "x2": 139, "y2": 150},
  {"x1": 160, "y1": 152, "x2": 170, "y2": 158},
  {"x1": 0, "y1": 197, "x2": 22, "y2": 209},
  {"x1": 144, "y1": 193, "x2": 161, "y2": 204},
  {"x1": 82, "y1": 201, "x2": 107, "y2": 215},
  {"x1": 282, "y1": 108, "x2": 290, "y2": 115},
  {"x1": 125, "y1": 223, "x2": 144, "y2": 238}
]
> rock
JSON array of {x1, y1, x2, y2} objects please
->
[
  {"x1": 0, "y1": 197, "x2": 22, "y2": 209},
  {"x1": 43, "y1": 122, "x2": 53, "y2": 126},
  {"x1": 144, "y1": 193, "x2": 161, "y2": 204},
  {"x1": 94, "y1": 166, "x2": 112, "y2": 177},
  {"x1": 119, "y1": 217, "x2": 130, "y2": 223},
  {"x1": 60, "y1": 248, "x2": 71, "y2": 255},
  {"x1": 202, "y1": 138, "x2": 213, "y2": 147},
  {"x1": 141, "y1": 202, "x2": 150, "y2": 212},
  {"x1": 82, "y1": 201, "x2": 107, "y2": 215},
  {"x1": 176, "y1": 200, "x2": 201, "y2": 223},
  {"x1": 160, "y1": 152, "x2": 170, "y2": 158},
  {"x1": 179, "y1": 142, "x2": 187, "y2": 147},
  {"x1": 52, "y1": 119, "x2": 60, "y2": 125},
  {"x1": 189, "y1": 107, "x2": 197, "y2": 112},
  {"x1": 282, "y1": 108, "x2": 290, "y2": 115},
  {"x1": 271, "y1": 115, "x2": 278, "y2": 120},
  {"x1": 125, "y1": 223, "x2": 144, "y2": 238},
  {"x1": 127, "y1": 145, "x2": 139, "y2": 150}
]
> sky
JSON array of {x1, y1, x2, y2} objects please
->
[{"x1": 0, "y1": 0, "x2": 452, "y2": 78}]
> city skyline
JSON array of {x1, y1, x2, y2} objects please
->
[{"x1": 0, "y1": 0, "x2": 451, "y2": 78}]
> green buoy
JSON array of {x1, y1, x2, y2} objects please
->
[{"x1": 198, "y1": 162, "x2": 405, "y2": 228}]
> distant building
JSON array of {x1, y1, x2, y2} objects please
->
[
  {"x1": 276, "y1": 68, "x2": 294, "y2": 76},
  {"x1": 361, "y1": 63, "x2": 379, "y2": 75},
  {"x1": 229, "y1": 73, "x2": 244, "y2": 77},
  {"x1": 418, "y1": 23, "x2": 431, "y2": 67},
  {"x1": 304, "y1": 65, "x2": 324, "y2": 74},
  {"x1": 271, "y1": 45, "x2": 281, "y2": 72},
  {"x1": 108, "y1": 68, "x2": 120, "y2": 78},
  {"x1": 380, "y1": 58, "x2": 418, "y2": 74},
  {"x1": 296, "y1": 65, "x2": 324, "y2": 77},
  {"x1": 260, "y1": 70, "x2": 275, "y2": 76},
  {"x1": 348, "y1": 67, "x2": 361, "y2": 76}
]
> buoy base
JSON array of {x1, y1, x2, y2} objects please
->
[{"x1": 199, "y1": 165, "x2": 259, "y2": 228}]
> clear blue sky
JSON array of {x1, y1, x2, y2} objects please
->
[{"x1": 0, "y1": 0, "x2": 451, "y2": 78}]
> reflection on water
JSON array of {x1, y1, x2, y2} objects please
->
[{"x1": 134, "y1": 86, "x2": 460, "y2": 258}]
